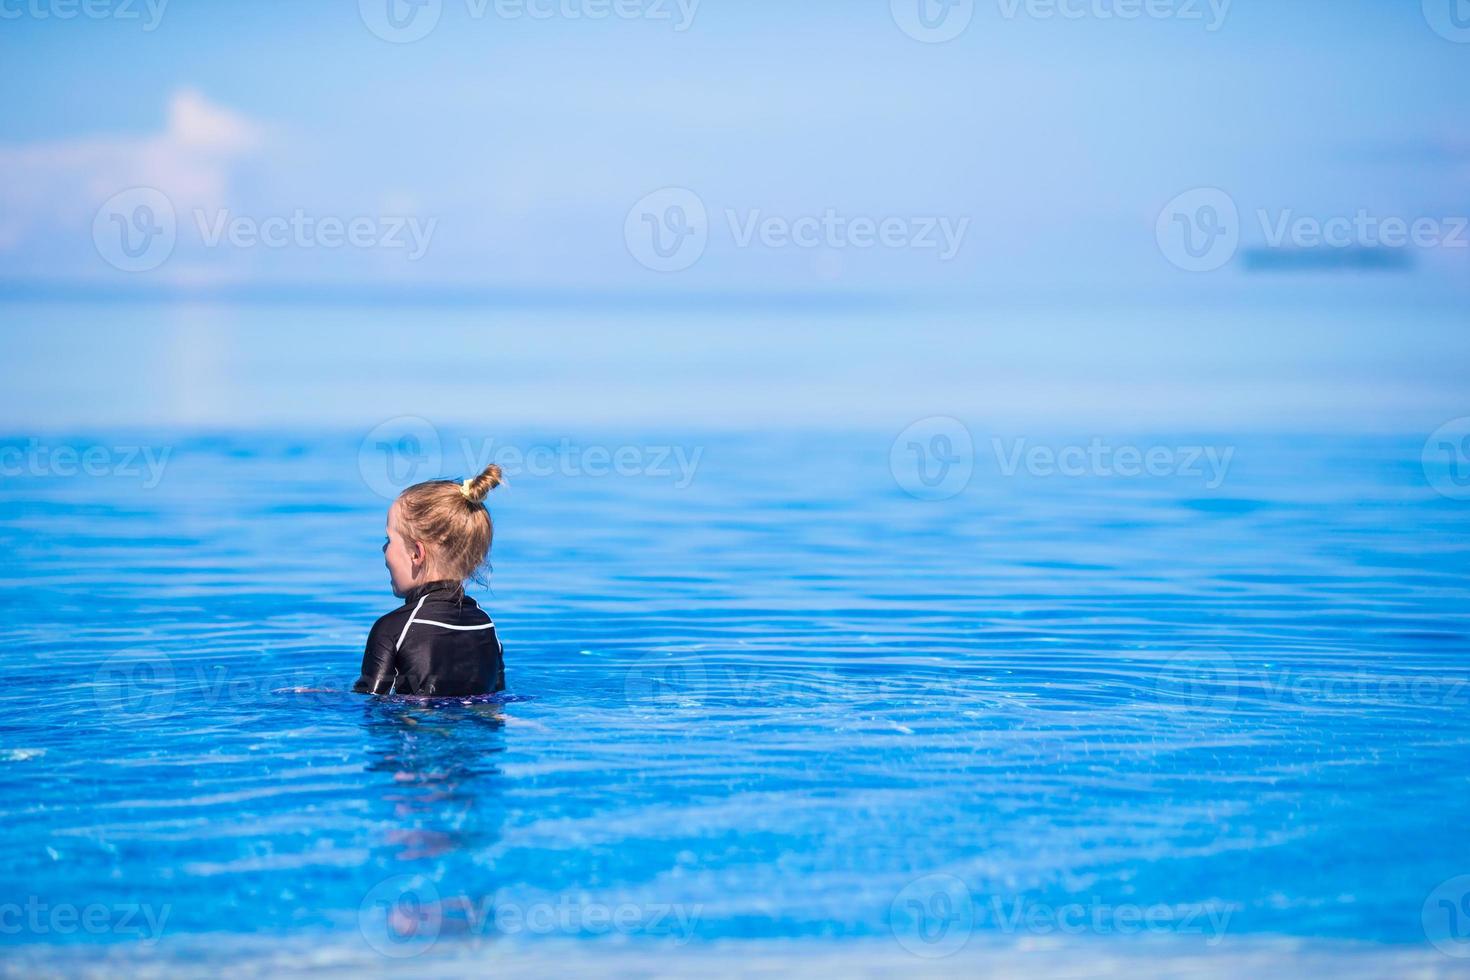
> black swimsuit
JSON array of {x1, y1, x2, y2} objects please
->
[{"x1": 353, "y1": 580, "x2": 505, "y2": 696}]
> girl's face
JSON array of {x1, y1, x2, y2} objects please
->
[{"x1": 383, "y1": 501, "x2": 423, "y2": 597}]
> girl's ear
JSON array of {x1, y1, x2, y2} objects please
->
[{"x1": 410, "y1": 540, "x2": 426, "y2": 567}]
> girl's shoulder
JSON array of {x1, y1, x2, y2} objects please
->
[{"x1": 367, "y1": 601, "x2": 414, "y2": 641}]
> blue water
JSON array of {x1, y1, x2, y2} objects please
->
[{"x1": 2, "y1": 429, "x2": 1468, "y2": 971}]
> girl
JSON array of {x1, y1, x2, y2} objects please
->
[{"x1": 354, "y1": 464, "x2": 506, "y2": 697}]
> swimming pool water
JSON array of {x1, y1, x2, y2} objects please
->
[{"x1": 1, "y1": 428, "x2": 1468, "y2": 973}]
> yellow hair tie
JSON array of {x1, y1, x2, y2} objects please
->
[{"x1": 460, "y1": 478, "x2": 474, "y2": 499}]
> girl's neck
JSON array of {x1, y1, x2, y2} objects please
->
[{"x1": 404, "y1": 577, "x2": 462, "y2": 601}]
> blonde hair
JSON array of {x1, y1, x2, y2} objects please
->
[{"x1": 395, "y1": 464, "x2": 504, "y2": 583}]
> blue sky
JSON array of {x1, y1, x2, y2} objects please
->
[
  {"x1": 0, "y1": 2, "x2": 1467, "y2": 432},
  {"x1": 0, "y1": 0, "x2": 1466, "y2": 297}
]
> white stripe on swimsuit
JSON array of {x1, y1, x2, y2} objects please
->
[{"x1": 393, "y1": 595, "x2": 497, "y2": 652}]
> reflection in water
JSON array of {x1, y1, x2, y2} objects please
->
[{"x1": 361, "y1": 699, "x2": 508, "y2": 864}]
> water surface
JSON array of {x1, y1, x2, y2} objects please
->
[{"x1": 1, "y1": 429, "x2": 1467, "y2": 973}]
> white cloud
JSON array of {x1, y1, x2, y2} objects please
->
[{"x1": 0, "y1": 89, "x2": 264, "y2": 260}]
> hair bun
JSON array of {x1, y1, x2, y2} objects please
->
[{"x1": 460, "y1": 464, "x2": 504, "y2": 504}]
